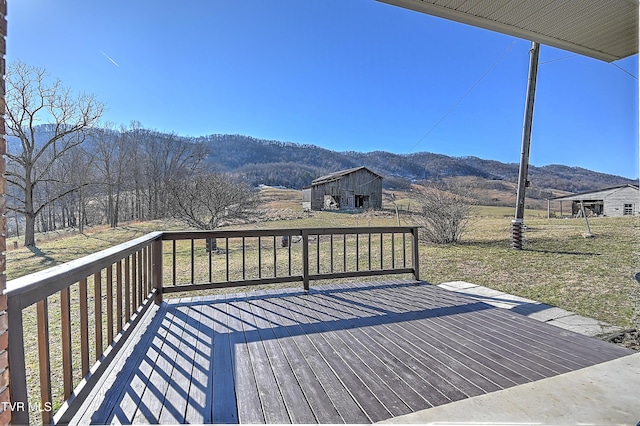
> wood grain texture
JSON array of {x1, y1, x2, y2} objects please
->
[{"x1": 72, "y1": 280, "x2": 635, "y2": 425}]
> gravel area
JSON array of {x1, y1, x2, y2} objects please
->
[{"x1": 606, "y1": 329, "x2": 640, "y2": 351}]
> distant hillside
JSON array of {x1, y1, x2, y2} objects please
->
[
  {"x1": 198, "y1": 134, "x2": 637, "y2": 197},
  {"x1": 23, "y1": 127, "x2": 636, "y2": 203}
]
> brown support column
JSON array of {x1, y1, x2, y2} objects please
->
[
  {"x1": 152, "y1": 239, "x2": 163, "y2": 305},
  {"x1": 411, "y1": 227, "x2": 420, "y2": 281},
  {"x1": 302, "y1": 230, "x2": 309, "y2": 291},
  {"x1": 0, "y1": 1, "x2": 9, "y2": 425}
]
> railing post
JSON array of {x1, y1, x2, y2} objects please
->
[
  {"x1": 152, "y1": 238, "x2": 163, "y2": 304},
  {"x1": 411, "y1": 227, "x2": 420, "y2": 281},
  {"x1": 6, "y1": 297, "x2": 29, "y2": 425},
  {"x1": 36, "y1": 299, "x2": 52, "y2": 424},
  {"x1": 302, "y1": 230, "x2": 309, "y2": 291}
]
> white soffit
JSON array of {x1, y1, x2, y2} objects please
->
[{"x1": 378, "y1": 0, "x2": 639, "y2": 62}]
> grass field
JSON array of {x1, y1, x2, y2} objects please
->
[{"x1": 8, "y1": 202, "x2": 638, "y2": 328}]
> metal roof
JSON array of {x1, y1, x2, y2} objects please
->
[
  {"x1": 378, "y1": 0, "x2": 638, "y2": 62},
  {"x1": 549, "y1": 184, "x2": 639, "y2": 201},
  {"x1": 312, "y1": 166, "x2": 383, "y2": 185}
]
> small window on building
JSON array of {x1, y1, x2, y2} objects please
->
[{"x1": 624, "y1": 204, "x2": 633, "y2": 215}]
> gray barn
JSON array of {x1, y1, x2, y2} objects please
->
[
  {"x1": 548, "y1": 184, "x2": 639, "y2": 217},
  {"x1": 302, "y1": 166, "x2": 383, "y2": 211}
]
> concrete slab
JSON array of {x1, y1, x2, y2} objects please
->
[
  {"x1": 455, "y1": 285, "x2": 506, "y2": 298},
  {"x1": 525, "y1": 305, "x2": 574, "y2": 322},
  {"x1": 380, "y1": 353, "x2": 640, "y2": 425},
  {"x1": 551, "y1": 313, "x2": 623, "y2": 337},
  {"x1": 437, "y1": 281, "x2": 624, "y2": 337},
  {"x1": 437, "y1": 281, "x2": 478, "y2": 291},
  {"x1": 444, "y1": 285, "x2": 541, "y2": 310}
]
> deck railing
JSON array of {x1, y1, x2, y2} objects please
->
[
  {"x1": 5, "y1": 232, "x2": 164, "y2": 425},
  {"x1": 4, "y1": 226, "x2": 419, "y2": 424}
]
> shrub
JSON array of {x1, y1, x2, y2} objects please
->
[{"x1": 414, "y1": 181, "x2": 476, "y2": 244}]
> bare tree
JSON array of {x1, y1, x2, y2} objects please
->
[
  {"x1": 414, "y1": 181, "x2": 476, "y2": 244},
  {"x1": 5, "y1": 61, "x2": 104, "y2": 247},
  {"x1": 142, "y1": 130, "x2": 208, "y2": 219},
  {"x1": 167, "y1": 173, "x2": 261, "y2": 230},
  {"x1": 92, "y1": 124, "x2": 136, "y2": 227}
]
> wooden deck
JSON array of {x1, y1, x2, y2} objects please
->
[{"x1": 73, "y1": 280, "x2": 634, "y2": 424}]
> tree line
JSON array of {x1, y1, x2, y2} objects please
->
[{"x1": 5, "y1": 62, "x2": 258, "y2": 248}]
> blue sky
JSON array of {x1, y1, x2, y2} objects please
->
[{"x1": 8, "y1": 0, "x2": 639, "y2": 178}]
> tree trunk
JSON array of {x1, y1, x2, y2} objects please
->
[
  {"x1": 112, "y1": 190, "x2": 121, "y2": 228},
  {"x1": 14, "y1": 214, "x2": 20, "y2": 238},
  {"x1": 24, "y1": 178, "x2": 37, "y2": 247},
  {"x1": 24, "y1": 213, "x2": 36, "y2": 247}
]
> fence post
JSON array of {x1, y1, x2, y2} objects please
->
[
  {"x1": 411, "y1": 227, "x2": 420, "y2": 281},
  {"x1": 152, "y1": 238, "x2": 163, "y2": 305},
  {"x1": 302, "y1": 230, "x2": 309, "y2": 291}
]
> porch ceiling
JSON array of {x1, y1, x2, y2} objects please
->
[{"x1": 378, "y1": 0, "x2": 639, "y2": 62}]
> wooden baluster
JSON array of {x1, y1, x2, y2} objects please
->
[
  {"x1": 209, "y1": 238, "x2": 213, "y2": 283},
  {"x1": 242, "y1": 237, "x2": 246, "y2": 280},
  {"x1": 106, "y1": 265, "x2": 114, "y2": 343},
  {"x1": 380, "y1": 233, "x2": 384, "y2": 269},
  {"x1": 403, "y1": 232, "x2": 407, "y2": 268},
  {"x1": 131, "y1": 254, "x2": 137, "y2": 314},
  {"x1": 147, "y1": 244, "x2": 152, "y2": 295},
  {"x1": 258, "y1": 236, "x2": 262, "y2": 279},
  {"x1": 288, "y1": 234, "x2": 292, "y2": 276},
  {"x1": 142, "y1": 246, "x2": 148, "y2": 297},
  {"x1": 36, "y1": 299, "x2": 52, "y2": 424},
  {"x1": 391, "y1": 232, "x2": 395, "y2": 269},
  {"x1": 273, "y1": 236, "x2": 277, "y2": 278},
  {"x1": 116, "y1": 260, "x2": 123, "y2": 332},
  {"x1": 316, "y1": 234, "x2": 320, "y2": 274},
  {"x1": 226, "y1": 237, "x2": 230, "y2": 282},
  {"x1": 330, "y1": 234, "x2": 334, "y2": 273},
  {"x1": 302, "y1": 230, "x2": 309, "y2": 291},
  {"x1": 79, "y1": 278, "x2": 89, "y2": 376},
  {"x1": 356, "y1": 233, "x2": 359, "y2": 271},
  {"x1": 94, "y1": 271, "x2": 103, "y2": 359},
  {"x1": 343, "y1": 234, "x2": 347, "y2": 272},
  {"x1": 172, "y1": 240, "x2": 177, "y2": 286},
  {"x1": 125, "y1": 257, "x2": 131, "y2": 320},
  {"x1": 368, "y1": 233, "x2": 372, "y2": 270},
  {"x1": 141, "y1": 247, "x2": 146, "y2": 297},
  {"x1": 190, "y1": 239, "x2": 195, "y2": 285},
  {"x1": 138, "y1": 250, "x2": 143, "y2": 305},
  {"x1": 60, "y1": 287, "x2": 73, "y2": 399}
]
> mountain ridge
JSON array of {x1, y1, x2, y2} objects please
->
[{"x1": 197, "y1": 134, "x2": 637, "y2": 196}]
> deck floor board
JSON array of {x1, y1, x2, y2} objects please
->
[{"x1": 73, "y1": 280, "x2": 635, "y2": 424}]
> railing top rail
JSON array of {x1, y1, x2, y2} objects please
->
[
  {"x1": 5, "y1": 231, "x2": 163, "y2": 309},
  {"x1": 4, "y1": 226, "x2": 419, "y2": 308},
  {"x1": 161, "y1": 226, "x2": 418, "y2": 240},
  {"x1": 301, "y1": 226, "x2": 417, "y2": 235}
]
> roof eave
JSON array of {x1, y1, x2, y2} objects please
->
[{"x1": 377, "y1": 0, "x2": 637, "y2": 62}]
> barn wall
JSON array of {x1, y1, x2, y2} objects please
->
[
  {"x1": 603, "y1": 187, "x2": 639, "y2": 216},
  {"x1": 310, "y1": 186, "x2": 324, "y2": 211},
  {"x1": 302, "y1": 188, "x2": 312, "y2": 211},
  {"x1": 307, "y1": 168, "x2": 383, "y2": 211},
  {"x1": 333, "y1": 168, "x2": 382, "y2": 209}
]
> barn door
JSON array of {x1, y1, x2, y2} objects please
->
[{"x1": 346, "y1": 191, "x2": 354, "y2": 208}]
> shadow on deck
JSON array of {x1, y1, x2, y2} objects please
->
[{"x1": 73, "y1": 280, "x2": 633, "y2": 424}]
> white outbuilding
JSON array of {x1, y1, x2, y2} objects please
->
[{"x1": 548, "y1": 185, "x2": 639, "y2": 218}]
